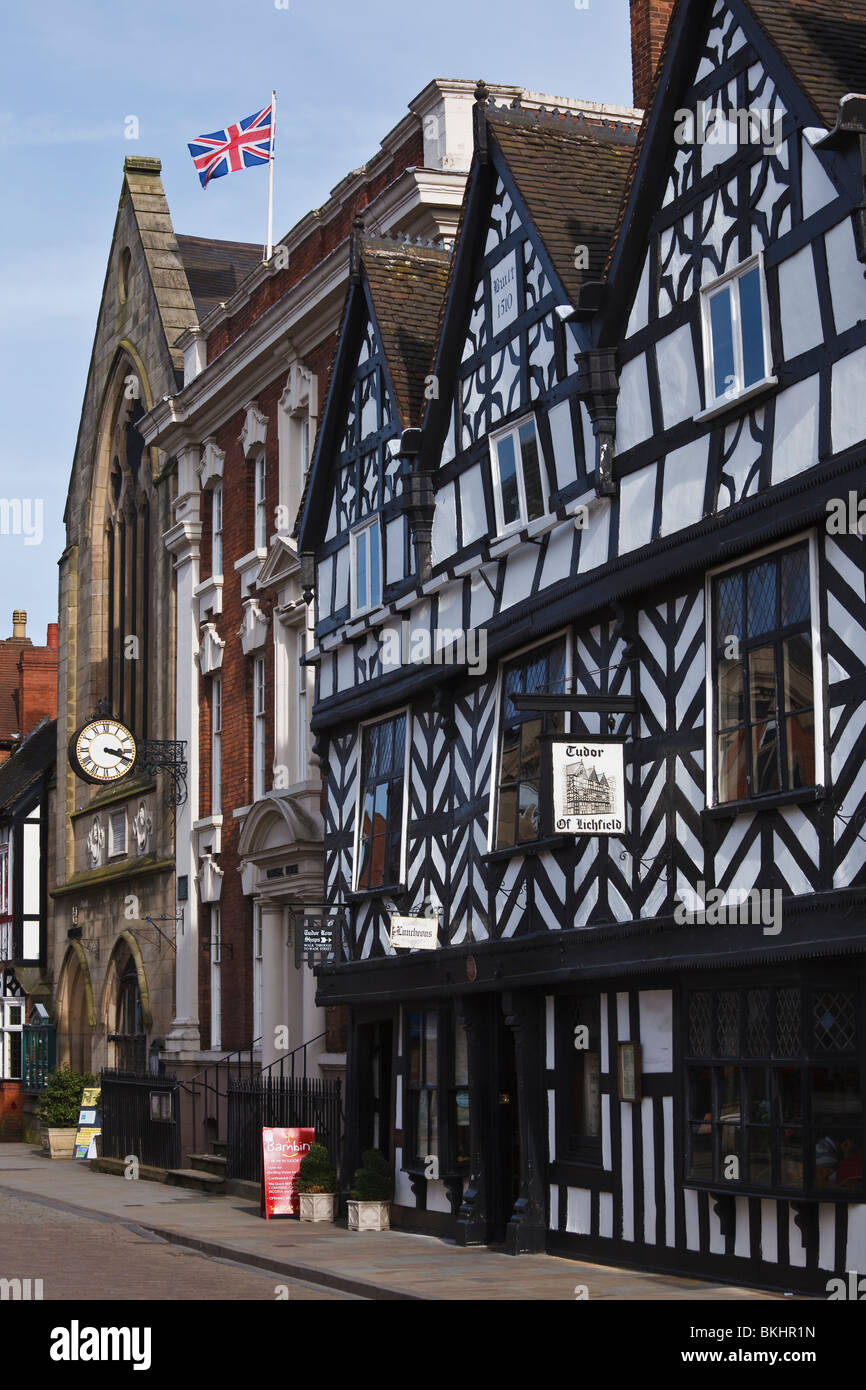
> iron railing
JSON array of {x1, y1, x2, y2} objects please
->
[
  {"x1": 178, "y1": 1039, "x2": 262, "y2": 1157},
  {"x1": 100, "y1": 1069, "x2": 181, "y2": 1169},
  {"x1": 260, "y1": 1031, "x2": 326, "y2": 1081},
  {"x1": 226, "y1": 1074, "x2": 343, "y2": 1183},
  {"x1": 21, "y1": 1026, "x2": 56, "y2": 1091}
]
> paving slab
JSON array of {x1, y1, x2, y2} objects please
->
[{"x1": 0, "y1": 1145, "x2": 808, "y2": 1302}]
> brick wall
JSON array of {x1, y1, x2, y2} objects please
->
[{"x1": 630, "y1": 0, "x2": 676, "y2": 109}]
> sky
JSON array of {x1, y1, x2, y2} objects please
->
[{"x1": 0, "y1": 0, "x2": 634, "y2": 642}]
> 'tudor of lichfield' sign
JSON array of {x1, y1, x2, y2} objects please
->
[{"x1": 551, "y1": 738, "x2": 626, "y2": 836}]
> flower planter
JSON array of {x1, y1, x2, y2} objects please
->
[
  {"x1": 298, "y1": 1192, "x2": 337, "y2": 1223},
  {"x1": 41, "y1": 1127, "x2": 77, "y2": 1160},
  {"x1": 347, "y1": 1199, "x2": 390, "y2": 1232}
]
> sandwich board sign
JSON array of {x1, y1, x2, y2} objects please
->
[
  {"x1": 74, "y1": 1086, "x2": 102, "y2": 1160},
  {"x1": 260, "y1": 1127, "x2": 315, "y2": 1219}
]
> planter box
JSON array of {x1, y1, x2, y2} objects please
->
[
  {"x1": 347, "y1": 1199, "x2": 390, "y2": 1232},
  {"x1": 298, "y1": 1192, "x2": 337, "y2": 1223},
  {"x1": 41, "y1": 1127, "x2": 77, "y2": 1160}
]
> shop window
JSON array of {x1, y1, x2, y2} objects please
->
[
  {"x1": 495, "y1": 640, "x2": 566, "y2": 848},
  {"x1": 406, "y1": 1010, "x2": 438, "y2": 1166},
  {"x1": 685, "y1": 981, "x2": 864, "y2": 1195},
  {"x1": 404, "y1": 1007, "x2": 470, "y2": 1175},
  {"x1": 556, "y1": 994, "x2": 602, "y2": 1163},
  {"x1": 711, "y1": 541, "x2": 818, "y2": 803},
  {"x1": 355, "y1": 712, "x2": 407, "y2": 891}
]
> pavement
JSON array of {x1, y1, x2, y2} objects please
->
[{"x1": 0, "y1": 1144, "x2": 807, "y2": 1301}]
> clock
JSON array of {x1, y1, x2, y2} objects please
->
[{"x1": 68, "y1": 718, "x2": 137, "y2": 785}]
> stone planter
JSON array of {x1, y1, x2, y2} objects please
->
[
  {"x1": 41, "y1": 1127, "x2": 77, "y2": 1159},
  {"x1": 298, "y1": 1192, "x2": 337, "y2": 1223},
  {"x1": 347, "y1": 1199, "x2": 390, "y2": 1232}
]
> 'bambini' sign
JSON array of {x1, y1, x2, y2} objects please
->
[{"x1": 261, "y1": 1126, "x2": 315, "y2": 1218}]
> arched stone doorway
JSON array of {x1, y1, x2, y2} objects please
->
[
  {"x1": 103, "y1": 935, "x2": 151, "y2": 1073},
  {"x1": 56, "y1": 945, "x2": 96, "y2": 1073}
]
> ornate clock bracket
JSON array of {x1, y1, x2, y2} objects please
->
[{"x1": 135, "y1": 740, "x2": 188, "y2": 808}]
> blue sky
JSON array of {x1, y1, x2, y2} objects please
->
[{"x1": 0, "y1": 0, "x2": 634, "y2": 642}]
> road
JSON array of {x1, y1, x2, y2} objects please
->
[{"x1": 0, "y1": 1188, "x2": 361, "y2": 1300}]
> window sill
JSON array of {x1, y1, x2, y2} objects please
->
[
  {"x1": 693, "y1": 375, "x2": 778, "y2": 424},
  {"x1": 684, "y1": 1181, "x2": 863, "y2": 1204},
  {"x1": 702, "y1": 785, "x2": 824, "y2": 821},
  {"x1": 346, "y1": 883, "x2": 406, "y2": 903},
  {"x1": 484, "y1": 835, "x2": 572, "y2": 863}
]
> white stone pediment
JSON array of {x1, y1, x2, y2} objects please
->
[
  {"x1": 199, "y1": 437, "x2": 225, "y2": 490},
  {"x1": 199, "y1": 854, "x2": 224, "y2": 903},
  {"x1": 240, "y1": 401, "x2": 268, "y2": 456},
  {"x1": 199, "y1": 622, "x2": 226, "y2": 673},
  {"x1": 238, "y1": 598, "x2": 269, "y2": 654},
  {"x1": 257, "y1": 534, "x2": 299, "y2": 589}
]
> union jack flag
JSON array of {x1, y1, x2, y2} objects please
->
[{"x1": 188, "y1": 103, "x2": 274, "y2": 189}]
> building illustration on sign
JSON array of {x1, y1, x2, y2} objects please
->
[{"x1": 563, "y1": 759, "x2": 616, "y2": 818}]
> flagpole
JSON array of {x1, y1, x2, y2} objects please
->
[{"x1": 265, "y1": 89, "x2": 276, "y2": 262}]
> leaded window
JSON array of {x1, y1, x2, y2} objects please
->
[
  {"x1": 685, "y1": 980, "x2": 864, "y2": 1195},
  {"x1": 356, "y1": 713, "x2": 406, "y2": 890},
  {"x1": 556, "y1": 994, "x2": 602, "y2": 1163},
  {"x1": 496, "y1": 641, "x2": 566, "y2": 848},
  {"x1": 712, "y1": 543, "x2": 816, "y2": 803}
]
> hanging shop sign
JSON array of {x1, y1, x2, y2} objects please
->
[
  {"x1": 293, "y1": 909, "x2": 345, "y2": 967},
  {"x1": 550, "y1": 737, "x2": 626, "y2": 836},
  {"x1": 74, "y1": 1086, "x2": 102, "y2": 1160},
  {"x1": 389, "y1": 914, "x2": 439, "y2": 951},
  {"x1": 260, "y1": 1126, "x2": 315, "y2": 1219}
]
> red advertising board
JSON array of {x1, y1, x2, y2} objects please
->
[{"x1": 260, "y1": 1127, "x2": 315, "y2": 1219}]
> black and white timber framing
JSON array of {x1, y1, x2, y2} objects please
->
[{"x1": 297, "y1": 0, "x2": 866, "y2": 1291}]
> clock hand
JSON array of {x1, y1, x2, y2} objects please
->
[{"x1": 105, "y1": 747, "x2": 128, "y2": 758}]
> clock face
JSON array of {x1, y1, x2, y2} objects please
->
[{"x1": 69, "y1": 719, "x2": 137, "y2": 785}]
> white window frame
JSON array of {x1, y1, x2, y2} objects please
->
[
  {"x1": 253, "y1": 656, "x2": 266, "y2": 801},
  {"x1": 0, "y1": 998, "x2": 23, "y2": 1080},
  {"x1": 0, "y1": 839, "x2": 10, "y2": 962},
  {"x1": 296, "y1": 623, "x2": 309, "y2": 783},
  {"x1": 703, "y1": 529, "x2": 825, "y2": 809},
  {"x1": 253, "y1": 904, "x2": 263, "y2": 1043},
  {"x1": 210, "y1": 906, "x2": 221, "y2": 1052},
  {"x1": 211, "y1": 677, "x2": 222, "y2": 816},
  {"x1": 108, "y1": 809, "x2": 128, "y2": 858},
  {"x1": 211, "y1": 483, "x2": 223, "y2": 578},
  {"x1": 699, "y1": 253, "x2": 774, "y2": 413},
  {"x1": 352, "y1": 707, "x2": 411, "y2": 893},
  {"x1": 254, "y1": 453, "x2": 267, "y2": 550},
  {"x1": 350, "y1": 515, "x2": 382, "y2": 617},
  {"x1": 489, "y1": 413, "x2": 551, "y2": 537},
  {"x1": 485, "y1": 628, "x2": 573, "y2": 853}
]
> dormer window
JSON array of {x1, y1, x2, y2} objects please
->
[
  {"x1": 490, "y1": 415, "x2": 548, "y2": 535},
  {"x1": 350, "y1": 516, "x2": 382, "y2": 617},
  {"x1": 700, "y1": 256, "x2": 772, "y2": 411}
]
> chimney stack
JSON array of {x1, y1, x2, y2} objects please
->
[
  {"x1": 12, "y1": 610, "x2": 26, "y2": 640},
  {"x1": 630, "y1": 0, "x2": 676, "y2": 110},
  {"x1": 46, "y1": 623, "x2": 58, "y2": 651}
]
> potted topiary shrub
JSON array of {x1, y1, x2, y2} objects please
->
[
  {"x1": 347, "y1": 1148, "x2": 393, "y2": 1231},
  {"x1": 38, "y1": 1070, "x2": 97, "y2": 1159},
  {"x1": 297, "y1": 1142, "x2": 338, "y2": 1222}
]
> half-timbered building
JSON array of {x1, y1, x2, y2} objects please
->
[{"x1": 301, "y1": 0, "x2": 866, "y2": 1292}]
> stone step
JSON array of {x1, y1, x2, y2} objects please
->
[
  {"x1": 212, "y1": 1141, "x2": 227, "y2": 1158},
  {"x1": 186, "y1": 1152, "x2": 227, "y2": 1178},
  {"x1": 165, "y1": 1167, "x2": 225, "y2": 1194}
]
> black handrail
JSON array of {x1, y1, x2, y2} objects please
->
[{"x1": 260, "y1": 1031, "x2": 326, "y2": 1080}]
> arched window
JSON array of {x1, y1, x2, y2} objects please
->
[
  {"x1": 113, "y1": 957, "x2": 146, "y2": 1073},
  {"x1": 104, "y1": 381, "x2": 150, "y2": 735}
]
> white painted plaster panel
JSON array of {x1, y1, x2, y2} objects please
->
[
  {"x1": 385, "y1": 518, "x2": 404, "y2": 587},
  {"x1": 501, "y1": 546, "x2": 538, "y2": 612},
  {"x1": 577, "y1": 501, "x2": 610, "y2": 573},
  {"x1": 459, "y1": 464, "x2": 487, "y2": 545},
  {"x1": 826, "y1": 218, "x2": 866, "y2": 335},
  {"x1": 801, "y1": 139, "x2": 838, "y2": 218},
  {"x1": 657, "y1": 325, "x2": 702, "y2": 430},
  {"x1": 547, "y1": 398, "x2": 577, "y2": 491},
  {"x1": 771, "y1": 375, "x2": 820, "y2": 484},
  {"x1": 832, "y1": 345, "x2": 866, "y2": 454},
  {"x1": 640, "y1": 990, "x2": 673, "y2": 1072},
  {"x1": 626, "y1": 252, "x2": 651, "y2": 339},
  {"x1": 616, "y1": 355, "x2": 653, "y2": 453},
  {"x1": 566, "y1": 1187, "x2": 592, "y2": 1236},
  {"x1": 618, "y1": 464, "x2": 656, "y2": 553},
  {"x1": 432, "y1": 483, "x2": 457, "y2": 566},
  {"x1": 779, "y1": 245, "x2": 823, "y2": 359},
  {"x1": 660, "y1": 438, "x2": 708, "y2": 536}
]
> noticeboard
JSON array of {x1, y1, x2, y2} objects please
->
[
  {"x1": 260, "y1": 1126, "x2": 315, "y2": 1219},
  {"x1": 74, "y1": 1086, "x2": 102, "y2": 1160}
]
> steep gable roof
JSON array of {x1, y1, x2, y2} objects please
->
[
  {"x1": 175, "y1": 234, "x2": 263, "y2": 321},
  {"x1": 0, "y1": 719, "x2": 55, "y2": 816},
  {"x1": 362, "y1": 240, "x2": 452, "y2": 428},
  {"x1": 744, "y1": 0, "x2": 866, "y2": 130},
  {"x1": 486, "y1": 105, "x2": 640, "y2": 301}
]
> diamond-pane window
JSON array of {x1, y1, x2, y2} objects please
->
[
  {"x1": 747, "y1": 563, "x2": 776, "y2": 637},
  {"x1": 781, "y1": 549, "x2": 810, "y2": 626},
  {"x1": 717, "y1": 575, "x2": 742, "y2": 645},
  {"x1": 745, "y1": 990, "x2": 770, "y2": 1056},
  {"x1": 775, "y1": 988, "x2": 801, "y2": 1057},
  {"x1": 813, "y1": 992, "x2": 856, "y2": 1052},
  {"x1": 716, "y1": 991, "x2": 740, "y2": 1055},
  {"x1": 689, "y1": 992, "x2": 712, "y2": 1056}
]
